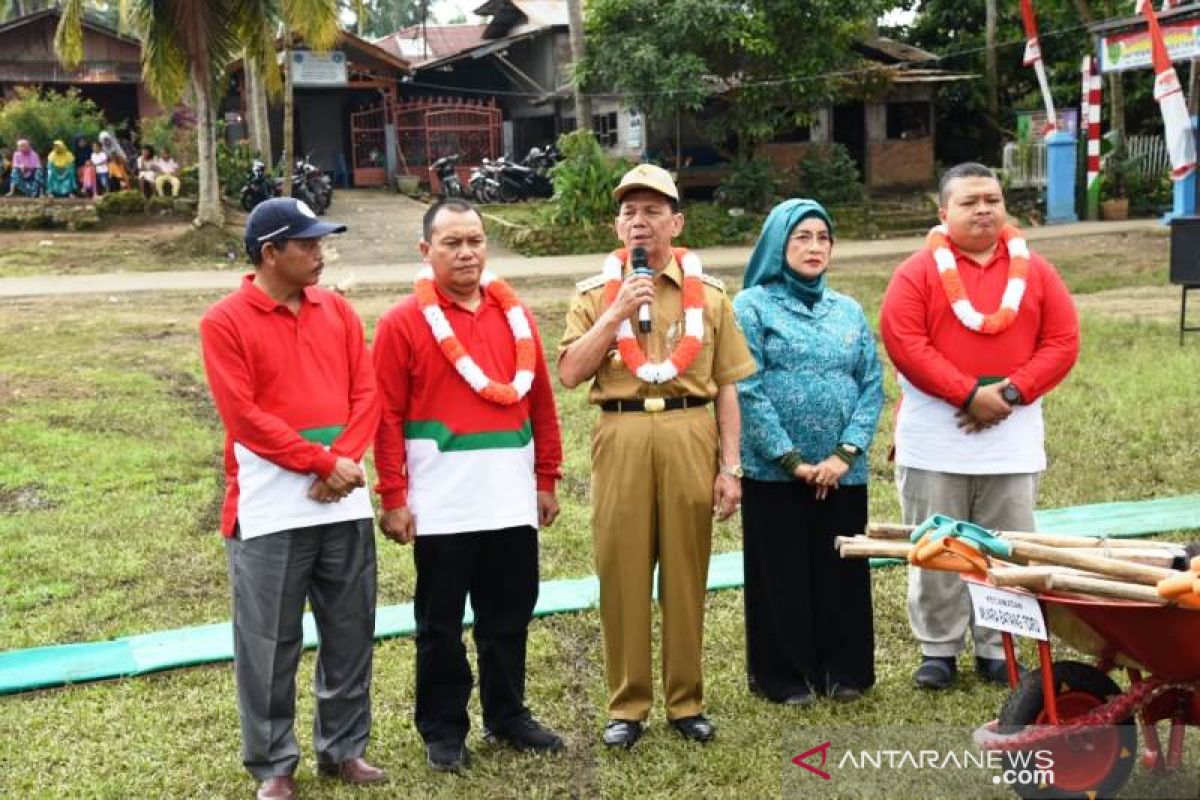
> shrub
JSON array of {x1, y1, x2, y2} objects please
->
[
  {"x1": 96, "y1": 189, "x2": 147, "y2": 217},
  {"x1": 0, "y1": 87, "x2": 109, "y2": 155},
  {"x1": 139, "y1": 108, "x2": 197, "y2": 169},
  {"x1": 714, "y1": 159, "x2": 779, "y2": 213},
  {"x1": 784, "y1": 143, "x2": 865, "y2": 206},
  {"x1": 547, "y1": 130, "x2": 630, "y2": 226},
  {"x1": 216, "y1": 138, "x2": 256, "y2": 199}
]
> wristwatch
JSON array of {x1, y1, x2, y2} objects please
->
[
  {"x1": 1001, "y1": 383, "x2": 1023, "y2": 405},
  {"x1": 838, "y1": 443, "x2": 861, "y2": 456},
  {"x1": 720, "y1": 464, "x2": 744, "y2": 479}
]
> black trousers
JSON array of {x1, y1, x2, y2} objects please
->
[
  {"x1": 413, "y1": 526, "x2": 539, "y2": 745},
  {"x1": 741, "y1": 479, "x2": 874, "y2": 700}
]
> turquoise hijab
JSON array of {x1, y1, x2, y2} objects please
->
[{"x1": 743, "y1": 198, "x2": 835, "y2": 308}]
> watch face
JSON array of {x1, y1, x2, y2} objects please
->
[{"x1": 1002, "y1": 385, "x2": 1021, "y2": 404}]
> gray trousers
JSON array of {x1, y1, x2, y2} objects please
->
[
  {"x1": 226, "y1": 518, "x2": 377, "y2": 780},
  {"x1": 898, "y1": 467, "x2": 1038, "y2": 660}
]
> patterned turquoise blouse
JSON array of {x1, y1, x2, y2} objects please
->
[{"x1": 733, "y1": 281, "x2": 884, "y2": 484}]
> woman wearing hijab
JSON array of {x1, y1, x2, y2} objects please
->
[
  {"x1": 46, "y1": 140, "x2": 78, "y2": 198},
  {"x1": 732, "y1": 198, "x2": 884, "y2": 706},
  {"x1": 98, "y1": 131, "x2": 128, "y2": 190},
  {"x1": 7, "y1": 139, "x2": 43, "y2": 196}
]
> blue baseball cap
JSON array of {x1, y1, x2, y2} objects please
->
[{"x1": 244, "y1": 198, "x2": 346, "y2": 259}]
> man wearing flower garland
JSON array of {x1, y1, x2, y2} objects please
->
[
  {"x1": 374, "y1": 198, "x2": 564, "y2": 773},
  {"x1": 880, "y1": 162, "x2": 1079, "y2": 691},
  {"x1": 559, "y1": 164, "x2": 757, "y2": 748}
]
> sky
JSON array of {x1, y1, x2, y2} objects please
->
[{"x1": 428, "y1": 2, "x2": 916, "y2": 28}]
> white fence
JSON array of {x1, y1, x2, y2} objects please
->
[
  {"x1": 1001, "y1": 141, "x2": 1047, "y2": 188},
  {"x1": 1001, "y1": 134, "x2": 1168, "y2": 189}
]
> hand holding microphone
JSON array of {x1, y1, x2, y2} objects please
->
[{"x1": 630, "y1": 246, "x2": 653, "y2": 333}]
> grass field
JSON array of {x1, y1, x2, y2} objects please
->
[{"x1": 1, "y1": 230, "x2": 1198, "y2": 798}]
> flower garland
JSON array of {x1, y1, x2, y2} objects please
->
[
  {"x1": 927, "y1": 223, "x2": 1029, "y2": 335},
  {"x1": 414, "y1": 266, "x2": 535, "y2": 405},
  {"x1": 601, "y1": 247, "x2": 705, "y2": 384}
]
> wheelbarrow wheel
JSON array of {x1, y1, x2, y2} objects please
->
[{"x1": 997, "y1": 660, "x2": 1136, "y2": 800}]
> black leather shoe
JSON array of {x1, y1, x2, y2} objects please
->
[
  {"x1": 602, "y1": 719, "x2": 643, "y2": 749},
  {"x1": 484, "y1": 714, "x2": 564, "y2": 752},
  {"x1": 426, "y1": 740, "x2": 470, "y2": 773},
  {"x1": 781, "y1": 689, "x2": 815, "y2": 707},
  {"x1": 976, "y1": 656, "x2": 1023, "y2": 685},
  {"x1": 828, "y1": 685, "x2": 863, "y2": 701},
  {"x1": 670, "y1": 714, "x2": 716, "y2": 743},
  {"x1": 914, "y1": 656, "x2": 957, "y2": 690}
]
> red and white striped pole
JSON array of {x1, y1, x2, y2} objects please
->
[{"x1": 1082, "y1": 55, "x2": 1102, "y2": 219}]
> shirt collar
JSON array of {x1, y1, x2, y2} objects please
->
[
  {"x1": 433, "y1": 281, "x2": 496, "y2": 312},
  {"x1": 948, "y1": 235, "x2": 1010, "y2": 270},
  {"x1": 239, "y1": 273, "x2": 324, "y2": 311}
]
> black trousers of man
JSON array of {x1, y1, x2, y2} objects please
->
[
  {"x1": 413, "y1": 525, "x2": 539, "y2": 746},
  {"x1": 741, "y1": 479, "x2": 874, "y2": 700}
]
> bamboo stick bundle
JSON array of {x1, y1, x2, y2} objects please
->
[
  {"x1": 865, "y1": 522, "x2": 1184, "y2": 552},
  {"x1": 1006, "y1": 541, "x2": 1176, "y2": 586},
  {"x1": 987, "y1": 565, "x2": 1171, "y2": 604}
]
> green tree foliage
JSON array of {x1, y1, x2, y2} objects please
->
[
  {"x1": 785, "y1": 143, "x2": 866, "y2": 206},
  {"x1": 576, "y1": 0, "x2": 891, "y2": 159},
  {"x1": 891, "y1": 0, "x2": 1158, "y2": 164},
  {"x1": 0, "y1": 87, "x2": 107, "y2": 154},
  {"x1": 344, "y1": 0, "x2": 425, "y2": 38}
]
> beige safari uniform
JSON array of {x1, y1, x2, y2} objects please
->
[{"x1": 560, "y1": 255, "x2": 756, "y2": 722}]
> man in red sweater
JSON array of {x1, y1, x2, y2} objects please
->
[
  {"x1": 880, "y1": 163, "x2": 1079, "y2": 691},
  {"x1": 200, "y1": 198, "x2": 385, "y2": 800},
  {"x1": 374, "y1": 199, "x2": 564, "y2": 773}
]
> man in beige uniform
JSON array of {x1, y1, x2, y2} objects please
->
[{"x1": 559, "y1": 164, "x2": 756, "y2": 748}]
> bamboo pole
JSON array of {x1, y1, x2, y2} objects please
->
[
  {"x1": 1007, "y1": 540, "x2": 1176, "y2": 585},
  {"x1": 836, "y1": 538, "x2": 913, "y2": 560},
  {"x1": 1047, "y1": 573, "x2": 1171, "y2": 605}
]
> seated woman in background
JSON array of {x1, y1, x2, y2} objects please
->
[
  {"x1": 89, "y1": 141, "x2": 110, "y2": 195},
  {"x1": 733, "y1": 198, "x2": 884, "y2": 706},
  {"x1": 72, "y1": 135, "x2": 92, "y2": 195},
  {"x1": 46, "y1": 140, "x2": 79, "y2": 198},
  {"x1": 6, "y1": 139, "x2": 43, "y2": 197}
]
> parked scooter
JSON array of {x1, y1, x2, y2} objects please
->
[
  {"x1": 469, "y1": 158, "x2": 502, "y2": 204},
  {"x1": 430, "y1": 154, "x2": 465, "y2": 198},
  {"x1": 239, "y1": 159, "x2": 275, "y2": 212},
  {"x1": 298, "y1": 154, "x2": 333, "y2": 213},
  {"x1": 492, "y1": 154, "x2": 554, "y2": 202}
]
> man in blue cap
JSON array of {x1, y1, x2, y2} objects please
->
[{"x1": 200, "y1": 198, "x2": 386, "y2": 800}]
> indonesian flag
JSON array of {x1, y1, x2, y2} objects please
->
[
  {"x1": 1142, "y1": 0, "x2": 1196, "y2": 179},
  {"x1": 1020, "y1": 0, "x2": 1057, "y2": 133}
]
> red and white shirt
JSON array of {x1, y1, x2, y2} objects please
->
[
  {"x1": 880, "y1": 238, "x2": 1079, "y2": 474},
  {"x1": 373, "y1": 286, "x2": 562, "y2": 536},
  {"x1": 200, "y1": 275, "x2": 380, "y2": 537}
]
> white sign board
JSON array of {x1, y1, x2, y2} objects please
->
[
  {"x1": 627, "y1": 110, "x2": 644, "y2": 150},
  {"x1": 291, "y1": 51, "x2": 347, "y2": 87},
  {"x1": 967, "y1": 582, "x2": 1048, "y2": 641}
]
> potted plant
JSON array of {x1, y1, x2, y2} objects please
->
[{"x1": 1100, "y1": 147, "x2": 1131, "y2": 221}]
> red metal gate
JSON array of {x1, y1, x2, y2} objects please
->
[
  {"x1": 394, "y1": 97, "x2": 502, "y2": 191},
  {"x1": 350, "y1": 105, "x2": 387, "y2": 187}
]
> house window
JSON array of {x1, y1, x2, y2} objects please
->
[
  {"x1": 592, "y1": 112, "x2": 619, "y2": 147},
  {"x1": 887, "y1": 102, "x2": 930, "y2": 140}
]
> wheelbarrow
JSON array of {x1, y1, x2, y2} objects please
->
[{"x1": 967, "y1": 573, "x2": 1200, "y2": 799}]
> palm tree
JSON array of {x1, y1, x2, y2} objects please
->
[{"x1": 55, "y1": 0, "x2": 340, "y2": 227}]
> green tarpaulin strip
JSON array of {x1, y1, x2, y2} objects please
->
[{"x1": 3, "y1": 494, "x2": 1198, "y2": 695}]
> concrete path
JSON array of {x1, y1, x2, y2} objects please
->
[{"x1": 0, "y1": 215, "x2": 1164, "y2": 299}]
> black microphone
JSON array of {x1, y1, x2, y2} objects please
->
[{"x1": 631, "y1": 246, "x2": 652, "y2": 334}]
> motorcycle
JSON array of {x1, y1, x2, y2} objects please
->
[
  {"x1": 298, "y1": 154, "x2": 333, "y2": 213},
  {"x1": 430, "y1": 154, "x2": 465, "y2": 198},
  {"x1": 239, "y1": 159, "x2": 275, "y2": 212},
  {"x1": 492, "y1": 154, "x2": 554, "y2": 203},
  {"x1": 469, "y1": 158, "x2": 502, "y2": 204}
]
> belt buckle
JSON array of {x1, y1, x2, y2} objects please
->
[{"x1": 643, "y1": 397, "x2": 666, "y2": 413}]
